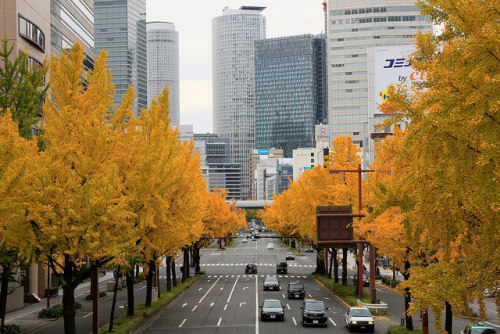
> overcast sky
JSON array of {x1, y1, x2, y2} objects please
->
[{"x1": 146, "y1": 0, "x2": 325, "y2": 133}]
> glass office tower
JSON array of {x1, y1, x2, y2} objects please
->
[
  {"x1": 212, "y1": 6, "x2": 266, "y2": 199},
  {"x1": 95, "y1": 0, "x2": 147, "y2": 116},
  {"x1": 255, "y1": 35, "x2": 327, "y2": 158}
]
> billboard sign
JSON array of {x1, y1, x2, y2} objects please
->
[
  {"x1": 258, "y1": 149, "x2": 270, "y2": 155},
  {"x1": 373, "y1": 45, "x2": 426, "y2": 114}
]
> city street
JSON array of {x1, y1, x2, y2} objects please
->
[{"x1": 137, "y1": 236, "x2": 397, "y2": 334}]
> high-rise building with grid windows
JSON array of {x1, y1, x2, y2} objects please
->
[
  {"x1": 327, "y1": 0, "x2": 432, "y2": 165},
  {"x1": 254, "y1": 34, "x2": 327, "y2": 158},
  {"x1": 95, "y1": 0, "x2": 147, "y2": 116},
  {"x1": 212, "y1": 6, "x2": 266, "y2": 199},
  {"x1": 147, "y1": 21, "x2": 179, "y2": 125}
]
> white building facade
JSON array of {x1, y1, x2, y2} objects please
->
[
  {"x1": 292, "y1": 146, "x2": 330, "y2": 181},
  {"x1": 147, "y1": 21, "x2": 180, "y2": 125},
  {"x1": 327, "y1": 1, "x2": 432, "y2": 166},
  {"x1": 212, "y1": 6, "x2": 266, "y2": 198}
]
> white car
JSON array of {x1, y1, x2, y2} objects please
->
[
  {"x1": 241, "y1": 237, "x2": 247, "y2": 243},
  {"x1": 344, "y1": 307, "x2": 375, "y2": 333},
  {"x1": 267, "y1": 243, "x2": 274, "y2": 250}
]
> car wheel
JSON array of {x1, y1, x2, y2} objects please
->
[
  {"x1": 347, "y1": 325, "x2": 352, "y2": 332},
  {"x1": 370, "y1": 327, "x2": 375, "y2": 333}
]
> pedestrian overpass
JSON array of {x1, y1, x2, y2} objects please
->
[{"x1": 233, "y1": 200, "x2": 273, "y2": 209}]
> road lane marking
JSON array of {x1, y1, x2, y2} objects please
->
[
  {"x1": 485, "y1": 322, "x2": 500, "y2": 329},
  {"x1": 179, "y1": 319, "x2": 187, "y2": 327},
  {"x1": 329, "y1": 318, "x2": 337, "y2": 326},
  {"x1": 83, "y1": 312, "x2": 92, "y2": 318},
  {"x1": 240, "y1": 302, "x2": 246, "y2": 307},
  {"x1": 181, "y1": 303, "x2": 187, "y2": 308},
  {"x1": 224, "y1": 304, "x2": 228, "y2": 310},
  {"x1": 192, "y1": 305, "x2": 197, "y2": 311},
  {"x1": 227, "y1": 277, "x2": 239, "y2": 303},
  {"x1": 308, "y1": 294, "x2": 312, "y2": 297},
  {"x1": 286, "y1": 303, "x2": 290, "y2": 310},
  {"x1": 198, "y1": 288, "x2": 203, "y2": 291},
  {"x1": 210, "y1": 302, "x2": 214, "y2": 307},
  {"x1": 292, "y1": 316, "x2": 297, "y2": 326},
  {"x1": 199, "y1": 278, "x2": 220, "y2": 304},
  {"x1": 217, "y1": 317, "x2": 222, "y2": 326},
  {"x1": 255, "y1": 275, "x2": 259, "y2": 334},
  {"x1": 282, "y1": 293, "x2": 286, "y2": 299}
]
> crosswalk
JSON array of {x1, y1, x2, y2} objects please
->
[
  {"x1": 206, "y1": 274, "x2": 309, "y2": 279},
  {"x1": 202, "y1": 263, "x2": 315, "y2": 267}
]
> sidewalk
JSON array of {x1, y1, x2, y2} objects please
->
[{"x1": 5, "y1": 272, "x2": 115, "y2": 332}]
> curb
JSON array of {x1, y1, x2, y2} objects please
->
[
  {"x1": 313, "y1": 277, "x2": 351, "y2": 308},
  {"x1": 376, "y1": 282, "x2": 403, "y2": 295}
]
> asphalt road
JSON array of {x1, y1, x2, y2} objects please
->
[{"x1": 137, "y1": 236, "x2": 396, "y2": 334}]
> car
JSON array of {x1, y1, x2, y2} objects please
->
[
  {"x1": 461, "y1": 323, "x2": 498, "y2": 334},
  {"x1": 276, "y1": 261, "x2": 287, "y2": 274},
  {"x1": 260, "y1": 299, "x2": 285, "y2": 321},
  {"x1": 241, "y1": 236, "x2": 247, "y2": 243},
  {"x1": 483, "y1": 285, "x2": 499, "y2": 298},
  {"x1": 344, "y1": 307, "x2": 375, "y2": 332},
  {"x1": 353, "y1": 273, "x2": 370, "y2": 287},
  {"x1": 245, "y1": 263, "x2": 257, "y2": 274},
  {"x1": 287, "y1": 281, "x2": 305, "y2": 299},
  {"x1": 267, "y1": 242, "x2": 274, "y2": 250},
  {"x1": 305, "y1": 246, "x2": 314, "y2": 253},
  {"x1": 286, "y1": 251, "x2": 295, "y2": 260},
  {"x1": 301, "y1": 298, "x2": 329, "y2": 327},
  {"x1": 263, "y1": 277, "x2": 280, "y2": 291}
]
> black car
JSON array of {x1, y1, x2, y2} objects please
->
[
  {"x1": 263, "y1": 277, "x2": 280, "y2": 291},
  {"x1": 287, "y1": 281, "x2": 305, "y2": 299},
  {"x1": 276, "y1": 261, "x2": 287, "y2": 274},
  {"x1": 260, "y1": 299, "x2": 285, "y2": 321},
  {"x1": 245, "y1": 263, "x2": 257, "y2": 274},
  {"x1": 301, "y1": 298, "x2": 329, "y2": 327}
]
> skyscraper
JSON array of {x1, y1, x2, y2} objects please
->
[
  {"x1": 95, "y1": 0, "x2": 147, "y2": 116},
  {"x1": 50, "y1": 0, "x2": 94, "y2": 70},
  {"x1": 255, "y1": 34, "x2": 327, "y2": 158},
  {"x1": 327, "y1": 1, "x2": 432, "y2": 165},
  {"x1": 147, "y1": 21, "x2": 179, "y2": 125},
  {"x1": 212, "y1": 6, "x2": 266, "y2": 199}
]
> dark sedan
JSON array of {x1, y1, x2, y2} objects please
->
[
  {"x1": 287, "y1": 281, "x2": 305, "y2": 299},
  {"x1": 260, "y1": 299, "x2": 285, "y2": 321},
  {"x1": 301, "y1": 298, "x2": 329, "y2": 327},
  {"x1": 245, "y1": 263, "x2": 257, "y2": 274},
  {"x1": 263, "y1": 277, "x2": 280, "y2": 291}
]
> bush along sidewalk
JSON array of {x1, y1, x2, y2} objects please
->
[
  {"x1": 38, "y1": 302, "x2": 82, "y2": 319},
  {"x1": 313, "y1": 274, "x2": 389, "y2": 316},
  {"x1": 386, "y1": 325, "x2": 423, "y2": 334},
  {"x1": 380, "y1": 276, "x2": 401, "y2": 288},
  {"x1": 98, "y1": 274, "x2": 201, "y2": 333}
]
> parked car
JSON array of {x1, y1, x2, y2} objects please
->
[
  {"x1": 301, "y1": 298, "x2": 329, "y2": 327},
  {"x1": 461, "y1": 323, "x2": 497, "y2": 334},
  {"x1": 241, "y1": 236, "x2": 247, "y2": 243},
  {"x1": 344, "y1": 307, "x2": 375, "y2": 333},
  {"x1": 483, "y1": 285, "x2": 498, "y2": 298},
  {"x1": 267, "y1": 242, "x2": 274, "y2": 250},
  {"x1": 263, "y1": 277, "x2": 280, "y2": 291},
  {"x1": 286, "y1": 251, "x2": 295, "y2": 260},
  {"x1": 353, "y1": 273, "x2": 370, "y2": 287},
  {"x1": 260, "y1": 299, "x2": 285, "y2": 321},
  {"x1": 245, "y1": 263, "x2": 257, "y2": 274},
  {"x1": 305, "y1": 246, "x2": 314, "y2": 253},
  {"x1": 276, "y1": 261, "x2": 287, "y2": 274},
  {"x1": 287, "y1": 281, "x2": 305, "y2": 299}
]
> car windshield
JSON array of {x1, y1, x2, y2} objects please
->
[
  {"x1": 350, "y1": 309, "x2": 372, "y2": 317},
  {"x1": 287, "y1": 252, "x2": 293, "y2": 255},
  {"x1": 305, "y1": 301, "x2": 325, "y2": 311},
  {"x1": 266, "y1": 277, "x2": 278, "y2": 283},
  {"x1": 290, "y1": 284, "x2": 304, "y2": 289},
  {"x1": 247, "y1": 264, "x2": 255, "y2": 268},
  {"x1": 277, "y1": 262, "x2": 287, "y2": 266},
  {"x1": 471, "y1": 329, "x2": 497, "y2": 334},
  {"x1": 263, "y1": 300, "x2": 281, "y2": 308}
]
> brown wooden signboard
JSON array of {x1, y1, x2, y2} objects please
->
[{"x1": 316, "y1": 206, "x2": 359, "y2": 248}]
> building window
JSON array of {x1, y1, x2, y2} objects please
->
[{"x1": 18, "y1": 15, "x2": 45, "y2": 51}]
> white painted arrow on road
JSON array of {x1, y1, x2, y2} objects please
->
[
  {"x1": 181, "y1": 303, "x2": 187, "y2": 308},
  {"x1": 210, "y1": 302, "x2": 214, "y2": 307},
  {"x1": 240, "y1": 302, "x2": 246, "y2": 307}
]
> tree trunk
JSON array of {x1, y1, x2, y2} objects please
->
[
  {"x1": 328, "y1": 249, "x2": 334, "y2": 279},
  {"x1": 62, "y1": 258, "x2": 76, "y2": 334},
  {"x1": 108, "y1": 266, "x2": 120, "y2": 332},
  {"x1": 166, "y1": 257, "x2": 171, "y2": 292},
  {"x1": 445, "y1": 301, "x2": 453, "y2": 334},
  {"x1": 342, "y1": 248, "x2": 348, "y2": 285},
  {"x1": 333, "y1": 249, "x2": 339, "y2": 283},
  {"x1": 315, "y1": 248, "x2": 325, "y2": 275},
  {"x1": 171, "y1": 259, "x2": 177, "y2": 287},
  {"x1": 194, "y1": 244, "x2": 201, "y2": 274},
  {"x1": 182, "y1": 249, "x2": 189, "y2": 282},
  {"x1": 126, "y1": 268, "x2": 135, "y2": 317},
  {"x1": 403, "y1": 260, "x2": 413, "y2": 331},
  {"x1": 0, "y1": 265, "x2": 11, "y2": 332},
  {"x1": 145, "y1": 260, "x2": 155, "y2": 307}
]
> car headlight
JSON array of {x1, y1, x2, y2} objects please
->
[
  {"x1": 368, "y1": 321, "x2": 374, "y2": 325},
  {"x1": 351, "y1": 321, "x2": 357, "y2": 324}
]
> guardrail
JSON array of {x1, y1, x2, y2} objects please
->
[{"x1": 356, "y1": 299, "x2": 388, "y2": 310}]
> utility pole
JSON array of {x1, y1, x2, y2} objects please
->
[{"x1": 330, "y1": 164, "x2": 374, "y2": 301}]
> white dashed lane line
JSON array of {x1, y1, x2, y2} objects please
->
[
  {"x1": 292, "y1": 317, "x2": 297, "y2": 326},
  {"x1": 329, "y1": 318, "x2": 337, "y2": 326},
  {"x1": 217, "y1": 317, "x2": 222, "y2": 326},
  {"x1": 179, "y1": 319, "x2": 187, "y2": 328}
]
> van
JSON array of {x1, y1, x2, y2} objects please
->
[{"x1": 267, "y1": 243, "x2": 274, "y2": 250}]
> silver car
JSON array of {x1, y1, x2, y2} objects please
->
[
  {"x1": 344, "y1": 307, "x2": 375, "y2": 332},
  {"x1": 263, "y1": 277, "x2": 280, "y2": 291}
]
